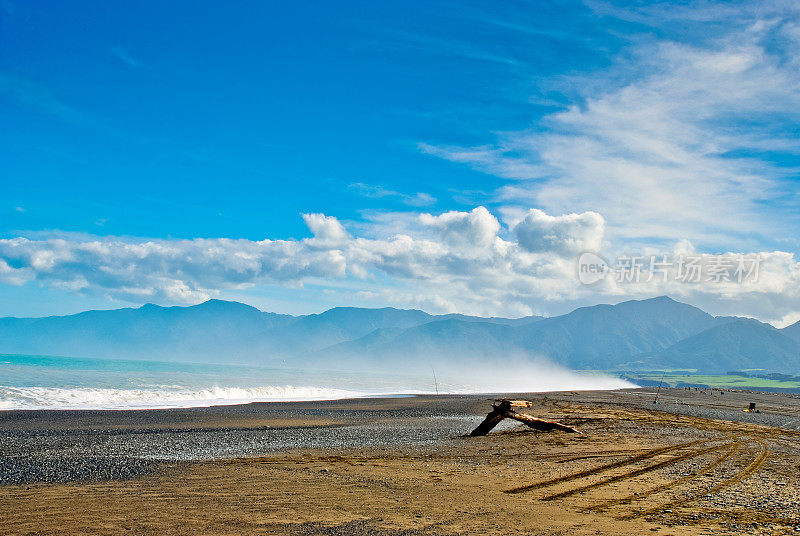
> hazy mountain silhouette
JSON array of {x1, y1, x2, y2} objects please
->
[
  {"x1": 650, "y1": 318, "x2": 800, "y2": 373},
  {"x1": 1, "y1": 296, "x2": 797, "y2": 373},
  {"x1": 504, "y1": 296, "x2": 718, "y2": 370},
  {"x1": 0, "y1": 300, "x2": 292, "y2": 361}
]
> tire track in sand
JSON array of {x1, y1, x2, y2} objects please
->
[
  {"x1": 583, "y1": 439, "x2": 741, "y2": 513},
  {"x1": 504, "y1": 438, "x2": 712, "y2": 495},
  {"x1": 618, "y1": 439, "x2": 769, "y2": 521},
  {"x1": 539, "y1": 439, "x2": 738, "y2": 502}
]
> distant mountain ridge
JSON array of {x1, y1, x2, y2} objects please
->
[
  {"x1": 1, "y1": 297, "x2": 798, "y2": 374},
  {"x1": 648, "y1": 318, "x2": 800, "y2": 373}
]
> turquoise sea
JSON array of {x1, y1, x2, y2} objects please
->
[{"x1": 0, "y1": 353, "x2": 435, "y2": 410}]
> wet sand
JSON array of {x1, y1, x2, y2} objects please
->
[{"x1": 2, "y1": 388, "x2": 799, "y2": 535}]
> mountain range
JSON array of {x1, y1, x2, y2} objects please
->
[{"x1": 1, "y1": 296, "x2": 798, "y2": 374}]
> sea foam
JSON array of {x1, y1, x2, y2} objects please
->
[{"x1": 0, "y1": 385, "x2": 367, "y2": 410}]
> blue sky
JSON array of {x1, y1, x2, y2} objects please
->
[
  {"x1": 3, "y1": 1, "x2": 610, "y2": 239},
  {"x1": 2, "y1": 1, "x2": 800, "y2": 323}
]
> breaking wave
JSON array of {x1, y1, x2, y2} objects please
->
[{"x1": 0, "y1": 385, "x2": 368, "y2": 410}]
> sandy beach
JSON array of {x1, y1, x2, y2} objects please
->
[{"x1": 2, "y1": 388, "x2": 799, "y2": 535}]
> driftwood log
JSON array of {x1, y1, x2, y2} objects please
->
[{"x1": 469, "y1": 399, "x2": 580, "y2": 436}]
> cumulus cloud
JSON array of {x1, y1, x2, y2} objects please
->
[
  {"x1": 302, "y1": 213, "x2": 349, "y2": 242},
  {"x1": 2, "y1": 207, "x2": 800, "y2": 320},
  {"x1": 514, "y1": 209, "x2": 605, "y2": 255},
  {"x1": 0, "y1": 233, "x2": 348, "y2": 304},
  {"x1": 419, "y1": 207, "x2": 500, "y2": 248}
]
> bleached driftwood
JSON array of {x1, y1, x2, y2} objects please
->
[{"x1": 469, "y1": 399, "x2": 580, "y2": 436}]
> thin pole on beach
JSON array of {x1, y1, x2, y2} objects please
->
[
  {"x1": 430, "y1": 365, "x2": 439, "y2": 395},
  {"x1": 653, "y1": 371, "x2": 666, "y2": 404}
]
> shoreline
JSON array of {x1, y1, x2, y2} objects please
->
[
  {"x1": 2, "y1": 388, "x2": 799, "y2": 472},
  {"x1": 5, "y1": 384, "x2": 799, "y2": 413},
  {"x1": 2, "y1": 385, "x2": 798, "y2": 420},
  {"x1": 0, "y1": 391, "x2": 419, "y2": 413}
]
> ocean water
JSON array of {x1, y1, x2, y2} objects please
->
[
  {"x1": 0, "y1": 354, "x2": 427, "y2": 410},
  {"x1": 0, "y1": 353, "x2": 635, "y2": 410}
]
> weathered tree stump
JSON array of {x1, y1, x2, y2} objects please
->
[{"x1": 469, "y1": 399, "x2": 580, "y2": 436}]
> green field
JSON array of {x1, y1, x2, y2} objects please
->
[{"x1": 619, "y1": 371, "x2": 800, "y2": 391}]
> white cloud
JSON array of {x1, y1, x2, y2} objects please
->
[
  {"x1": 302, "y1": 213, "x2": 349, "y2": 242},
  {"x1": 422, "y1": 4, "x2": 800, "y2": 250},
  {"x1": 349, "y1": 182, "x2": 436, "y2": 207},
  {"x1": 773, "y1": 311, "x2": 800, "y2": 329},
  {"x1": 0, "y1": 258, "x2": 31, "y2": 286},
  {"x1": 514, "y1": 209, "x2": 605, "y2": 255},
  {"x1": 2, "y1": 208, "x2": 800, "y2": 320},
  {"x1": 419, "y1": 207, "x2": 500, "y2": 248}
]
